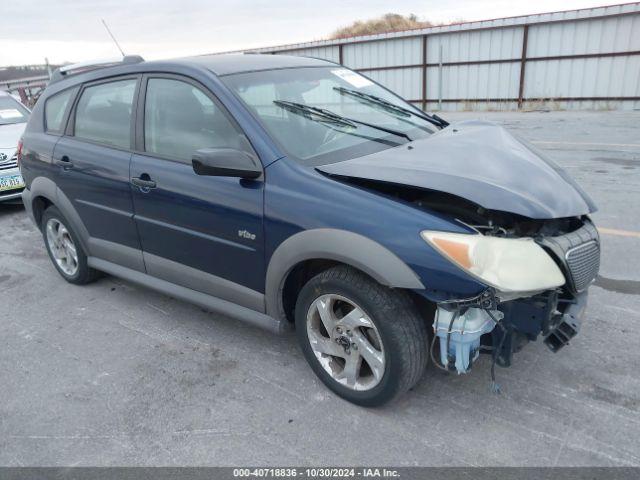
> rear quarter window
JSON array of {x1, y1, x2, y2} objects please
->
[{"x1": 44, "y1": 88, "x2": 76, "y2": 133}]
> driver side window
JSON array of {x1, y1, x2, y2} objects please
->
[{"x1": 144, "y1": 78, "x2": 251, "y2": 163}]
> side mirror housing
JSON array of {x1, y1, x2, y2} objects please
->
[{"x1": 192, "y1": 148, "x2": 262, "y2": 179}]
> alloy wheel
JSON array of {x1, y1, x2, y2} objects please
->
[
  {"x1": 306, "y1": 294, "x2": 385, "y2": 391},
  {"x1": 45, "y1": 218, "x2": 79, "y2": 276}
]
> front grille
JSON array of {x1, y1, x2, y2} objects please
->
[
  {"x1": 566, "y1": 240, "x2": 600, "y2": 292},
  {"x1": 0, "y1": 186, "x2": 24, "y2": 198},
  {"x1": 539, "y1": 220, "x2": 600, "y2": 293},
  {"x1": 0, "y1": 155, "x2": 18, "y2": 171}
]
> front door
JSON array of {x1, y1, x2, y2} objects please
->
[
  {"x1": 54, "y1": 76, "x2": 144, "y2": 271},
  {"x1": 130, "y1": 75, "x2": 264, "y2": 310}
]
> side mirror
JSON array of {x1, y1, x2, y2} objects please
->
[{"x1": 192, "y1": 148, "x2": 262, "y2": 179}]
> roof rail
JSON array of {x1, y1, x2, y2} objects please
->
[{"x1": 50, "y1": 55, "x2": 144, "y2": 83}]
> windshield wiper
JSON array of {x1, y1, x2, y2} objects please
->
[
  {"x1": 273, "y1": 100, "x2": 412, "y2": 142},
  {"x1": 333, "y1": 87, "x2": 449, "y2": 129}
]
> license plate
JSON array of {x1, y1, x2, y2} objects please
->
[{"x1": 0, "y1": 173, "x2": 25, "y2": 192}]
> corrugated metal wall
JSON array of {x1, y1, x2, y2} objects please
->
[{"x1": 230, "y1": 2, "x2": 640, "y2": 111}]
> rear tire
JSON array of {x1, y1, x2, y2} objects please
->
[
  {"x1": 295, "y1": 265, "x2": 429, "y2": 406},
  {"x1": 41, "y1": 206, "x2": 100, "y2": 285}
]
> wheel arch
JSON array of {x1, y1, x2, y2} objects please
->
[
  {"x1": 31, "y1": 194, "x2": 53, "y2": 226},
  {"x1": 24, "y1": 176, "x2": 91, "y2": 254},
  {"x1": 265, "y1": 228, "x2": 424, "y2": 322}
]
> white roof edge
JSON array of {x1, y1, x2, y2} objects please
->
[
  {"x1": 59, "y1": 57, "x2": 124, "y2": 73},
  {"x1": 214, "y1": 2, "x2": 640, "y2": 54}
]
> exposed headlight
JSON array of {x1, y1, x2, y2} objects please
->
[{"x1": 421, "y1": 230, "x2": 565, "y2": 292}]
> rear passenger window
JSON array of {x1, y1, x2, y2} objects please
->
[
  {"x1": 74, "y1": 79, "x2": 136, "y2": 149},
  {"x1": 45, "y1": 88, "x2": 75, "y2": 133},
  {"x1": 144, "y1": 78, "x2": 251, "y2": 163}
]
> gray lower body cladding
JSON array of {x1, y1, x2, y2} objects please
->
[{"x1": 88, "y1": 257, "x2": 283, "y2": 334}]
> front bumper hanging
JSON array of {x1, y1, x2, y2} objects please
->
[
  {"x1": 433, "y1": 288, "x2": 589, "y2": 374},
  {"x1": 543, "y1": 291, "x2": 588, "y2": 352}
]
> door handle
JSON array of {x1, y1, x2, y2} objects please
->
[
  {"x1": 131, "y1": 176, "x2": 157, "y2": 190},
  {"x1": 54, "y1": 155, "x2": 73, "y2": 169}
]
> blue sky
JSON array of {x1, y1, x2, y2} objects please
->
[{"x1": 1, "y1": 0, "x2": 617, "y2": 66}]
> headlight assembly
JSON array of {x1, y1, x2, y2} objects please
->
[{"x1": 421, "y1": 230, "x2": 565, "y2": 292}]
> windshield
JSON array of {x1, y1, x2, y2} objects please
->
[
  {"x1": 0, "y1": 95, "x2": 29, "y2": 125},
  {"x1": 222, "y1": 67, "x2": 437, "y2": 166}
]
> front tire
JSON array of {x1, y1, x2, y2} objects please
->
[
  {"x1": 295, "y1": 265, "x2": 429, "y2": 406},
  {"x1": 41, "y1": 206, "x2": 100, "y2": 285}
]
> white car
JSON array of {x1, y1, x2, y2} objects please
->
[{"x1": 0, "y1": 90, "x2": 29, "y2": 203}]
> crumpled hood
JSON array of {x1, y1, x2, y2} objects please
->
[
  {"x1": 317, "y1": 120, "x2": 596, "y2": 219},
  {"x1": 0, "y1": 122, "x2": 26, "y2": 149}
]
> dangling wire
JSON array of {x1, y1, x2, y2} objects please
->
[
  {"x1": 430, "y1": 334, "x2": 449, "y2": 372},
  {"x1": 486, "y1": 309, "x2": 507, "y2": 394},
  {"x1": 445, "y1": 309, "x2": 460, "y2": 369},
  {"x1": 430, "y1": 308, "x2": 459, "y2": 372}
]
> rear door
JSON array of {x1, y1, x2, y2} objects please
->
[
  {"x1": 53, "y1": 76, "x2": 144, "y2": 271},
  {"x1": 129, "y1": 74, "x2": 265, "y2": 309}
]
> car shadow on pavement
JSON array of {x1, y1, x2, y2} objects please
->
[{"x1": 0, "y1": 203, "x2": 25, "y2": 217}]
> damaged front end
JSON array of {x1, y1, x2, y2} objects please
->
[
  {"x1": 340, "y1": 177, "x2": 600, "y2": 378},
  {"x1": 432, "y1": 287, "x2": 589, "y2": 379},
  {"x1": 315, "y1": 120, "x2": 601, "y2": 382},
  {"x1": 420, "y1": 197, "x2": 600, "y2": 378}
]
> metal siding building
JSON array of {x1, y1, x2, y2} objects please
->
[{"x1": 222, "y1": 2, "x2": 640, "y2": 111}]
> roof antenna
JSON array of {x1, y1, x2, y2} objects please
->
[{"x1": 101, "y1": 19, "x2": 126, "y2": 57}]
